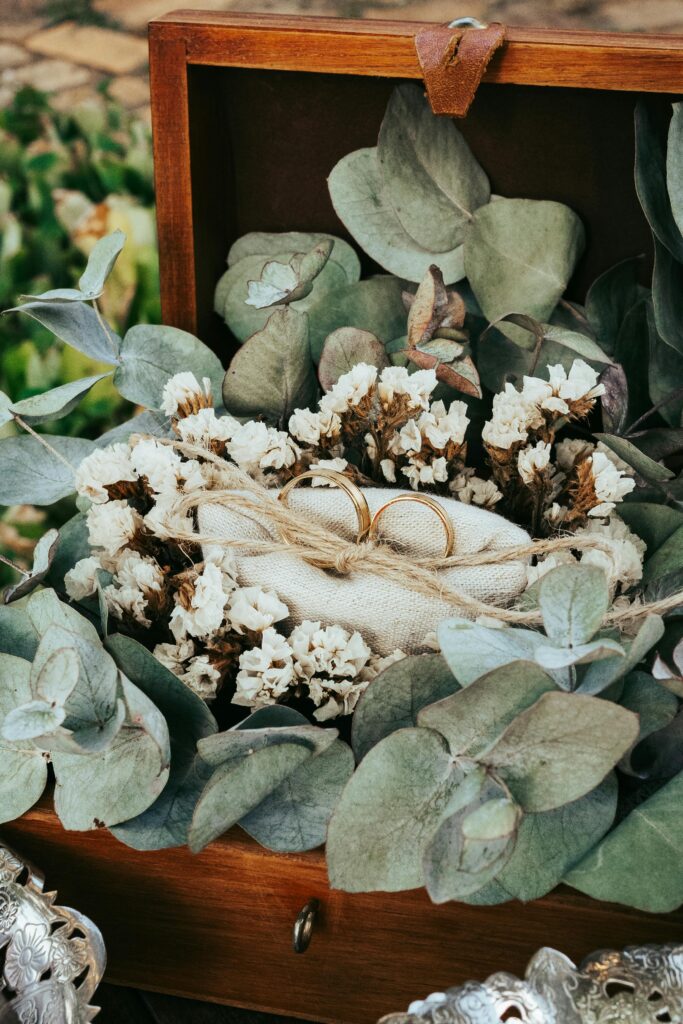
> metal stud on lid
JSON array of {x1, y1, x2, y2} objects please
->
[{"x1": 448, "y1": 17, "x2": 489, "y2": 28}]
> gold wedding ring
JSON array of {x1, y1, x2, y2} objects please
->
[
  {"x1": 278, "y1": 469, "x2": 372, "y2": 544},
  {"x1": 367, "y1": 493, "x2": 455, "y2": 559},
  {"x1": 278, "y1": 470, "x2": 455, "y2": 559}
]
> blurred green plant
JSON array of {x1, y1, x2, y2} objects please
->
[{"x1": 0, "y1": 85, "x2": 159, "y2": 575}]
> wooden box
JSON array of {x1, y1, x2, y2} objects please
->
[{"x1": 5, "y1": 13, "x2": 683, "y2": 1024}]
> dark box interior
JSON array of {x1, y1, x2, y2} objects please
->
[{"x1": 187, "y1": 65, "x2": 655, "y2": 355}]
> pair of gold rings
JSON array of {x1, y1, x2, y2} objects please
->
[{"x1": 278, "y1": 468, "x2": 455, "y2": 558}]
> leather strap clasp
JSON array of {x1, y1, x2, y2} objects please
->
[{"x1": 415, "y1": 21, "x2": 506, "y2": 118}]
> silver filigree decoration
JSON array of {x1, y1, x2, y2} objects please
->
[
  {"x1": 380, "y1": 944, "x2": 683, "y2": 1023},
  {"x1": 0, "y1": 843, "x2": 106, "y2": 1022}
]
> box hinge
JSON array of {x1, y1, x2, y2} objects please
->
[{"x1": 415, "y1": 19, "x2": 507, "y2": 117}]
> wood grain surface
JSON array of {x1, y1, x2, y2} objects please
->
[
  {"x1": 149, "y1": 12, "x2": 683, "y2": 92},
  {"x1": 3, "y1": 804, "x2": 682, "y2": 1024}
]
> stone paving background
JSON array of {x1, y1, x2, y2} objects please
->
[{"x1": 0, "y1": 0, "x2": 682, "y2": 125}]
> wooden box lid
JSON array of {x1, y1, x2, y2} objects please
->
[{"x1": 148, "y1": 13, "x2": 683, "y2": 360}]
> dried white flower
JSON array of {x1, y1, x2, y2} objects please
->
[
  {"x1": 309, "y1": 457, "x2": 349, "y2": 483},
  {"x1": 131, "y1": 438, "x2": 183, "y2": 495},
  {"x1": 233, "y1": 627, "x2": 295, "y2": 707},
  {"x1": 594, "y1": 440, "x2": 636, "y2": 477},
  {"x1": 181, "y1": 655, "x2": 221, "y2": 701},
  {"x1": 87, "y1": 500, "x2": 141, "y2": 557},
  {"x1": 517, "y1": 441, "x2": 552, "y2": 485},
  {"x1": 161, "y1": 372, "x2": 212, "y2": 418},
  {"x1": 482, "y1": 384, "x2": 540, "y2": 450},
  {"x1": 451, "y1": 472, "x2": 502, "y2": 508},
  {"x1": 75, "y1": 443, "x2": 138, "y2": 504},
  {"x1": 288, "y1": 407, "x2": 341, "y2": 445},
  {"x1": 227, "y1": 586, "x2": 289, "y2": 635},
  {"x1": 114, "y1": 550, "x2": 164, "y2": 595},
  {"x1": 526, "y1": 551, "x2": 578, "y2": 587},
  {"x1": 377, "y1": 366, "x2": 437, "y2": 411},
  {"x1": 555, "y1": 437, "x2": 594, "y2": 473},
  {"x1": 587, "y1": 451, "x2": 635, "y2": 517},
  {"x1": 578, "y1": 515, "x2": 646, "y2": 592},
  {"x1": 391, "y1": 419, "x2": 422, "y2": 456},
  {"x1": 419, "y1": 399, "x2": 469, "y2": 450},
  {"x1": 170, "y1": 562, "x2": 230, "y2": 641},
  {"x1": 547, "y1": 360, "x2": 604, "y2": 403},
  {"x1": 227, "y1": 421, "x2": 299, "y2": 472},
  {"x1": 288, "y1": 621, "x2": 372, "y2": 682},
  {"x1": 402, "y1": 455, "x2": 449, "y2": 491},
  {"x1": 176, "y1": 408, "x2": 238, "y2": 448},
  {"x1": 320, "y1": 362, "x2": 378, "y2": 415},
  {"x1": 103, "y1": 583, "x2": 151, "y2": 626},
  {"x1": 64, "y1": 555, "x2": 103, "y2": 601},
  {"x1": 144, "y1": 491, "x2": 192, "y2": 540},
  {"x1": 154, "y1": 638, "x2": 196, "y2": 675},
  {"x1": 310, "y1": 677, "x2": 370, "y2": 722},
  {"x1": 380, "y1": 458, "x2": 397, "y2": 483}
]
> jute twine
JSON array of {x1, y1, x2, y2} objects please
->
[{"x1": 155, "y1": 438, "x2": 683, "y2": 629}]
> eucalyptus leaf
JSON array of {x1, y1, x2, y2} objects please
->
[
  {"x1": 96, "y1": 411, "x2": 172, "y2": 446},
  {"x1": 106, "y1": 636, "x2": 217, "y2": 850},
  {"x1": 646, "y1": 298, "x2": 683, "y2": 427},
  {"x1": 377, "y1": 83, "x2": 489, "y2": 252},
  {"x1": 643, "y1": 525, "x2": 683, "y2": 583},
  {"x1": 618, "y1": 503, "x2": 683, "y2": 551},
  {"x1": 328, "y1": 148, "x2": 465, "y2": 285},
  {"x1": 306, "y1": 276, "x2": 409, "y2": 364},
  {"x1": 217, "y1": 252, "x2": 349, "y2": 345},
  {"x1": 634, "y1": 99, "x2": 683, "y2": 261},
  {"x1": 326, "y1": 728, "x2": 483, "y2": 892},
  {"x1": 579, "y1": 615, "x2": 665, "y2": 696},
  {"x1": 26, "y1": 588, "x2": 99, "y2": 642},
  {"x1": 52, "y1": 674, "x2": 171, "y2": 831},
  {"x1": 2, "y1": 700, "x2": 65, "y2": 741},
  {"x1": 352, "y1": 653, "x2": 458, "y2": 762},
  {"x1": 467, "y1": 776, "x2": 618, "y2": 905},
  {"x1": 114, "y1": 325, "x2": 224, "y2": 411},
  {"x1": 30, "y1": 643, "x2": 79, "y2": 706},
  {"x1": 585, "y1": 257, "x2": 644, "y2": 356},
  {"x1": 189, "y1": 742, "x2": 313, "y2": 853},
  {"x1": 484, "y1": 692, "x2": 639, "y2": 812},
  {"x1": 79, "y1": 229, "x2": 126, "y2": 294},
  {"x1": 198, "y1": 721, "x2": 331, "y2": 768},
  {"x1": 464, "y1": 199, "x2": 585, "y2": 333},
  {"x1": 538, "y1": 564, "x2": 609, "y2": 648},
  {"x1": 595, "y1": 433, "x2": 674, "y2": 483},
  {"x1": 245, "y1": 240, "x2": 332, "y2": 309},
  {"x1": 0, "y1": 435, "x2": 95, "y2": 506},
  {"x1": 423, "y1": 778, "x2": 518, "y2": 902},
  {"x1": 222, "y1": 307, "x2": 317, "y2": 424},
  {"x1": 599, "y1": 363, "x2": 629, "y2": 435},
  {"x1": 652, "y1": 236, "x2": 683, "y2": 356},
  {"x1": 534, "y1": 638, "x2": 624, "y2": 671},
  {"x1": 318, "y1": 328, "x2": 389, "y2": 392},
  {"x1": 3, "y1": 300, "x2": 121, "y2": 364},
  {"x1": 485, "y1": 314, "x2": 611, "y2": 365},
  {"x1": 240, "y1": 738, "x2": 354, "y2": 852},
  {"x1": 227, "y1": 231, "x2": 360, "y2": 284},
  {"x1": 44, "y1": 514, "x2": 90, "y2": 594},
  {"x1": 437, "y1": 617, "x2": 545, "y2": 687},
  {"x1": 611, "y1": 299, "x2": 652, "y2": 430},
  {"x1": 0, "y1": 604, "x2": 39, "y2": 661},
  {"x1": 565, "y1": 768, "x2": 683, "y2": 912},
  {"x1": 0, "y1": 654, "x2": 48, "y2": 822},
  {"x1": 619, "y1": 670, "x2": 678, "y2": 775},
  {"x1": 418, "y1": 661, "x2": 555, "y2": 759},
  {"x1": 4, "y1": 528, "x2": 59, "y2": 603},
  {"x1": 10, "y1": 374, "x2": 110, "y2": 425},
  {"x1": 668, "y1": 101, "x2": 683, "y2": 237}
]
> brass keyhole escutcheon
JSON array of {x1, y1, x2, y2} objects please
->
[{"x1": 293, "y1": 898, "x2": 319, "y2": 954}]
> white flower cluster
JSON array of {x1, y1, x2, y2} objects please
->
[
  {"x1": 235, "y1": 620, "x2": 404, "y2": 721},
  {"x1": 482, "y1": 360, "x2": 604, "y2": 451},
  {"x1": 527, "y1": 514, "x2": 646, "y2": 596}
]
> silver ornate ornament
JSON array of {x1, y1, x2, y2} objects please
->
[
  {"x1": 0, "y1": 843, "x2": 106, "y2": 1023},
  {"x1": 380, "y1": 943, "x2": 683, "y2": 1024}
]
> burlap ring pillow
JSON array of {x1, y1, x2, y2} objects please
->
[{"x1": 199, "y1": 483, "x2": 530, "y2": 656}]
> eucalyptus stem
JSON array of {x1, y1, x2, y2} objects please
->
[
  {"x1": 625, "y1": 384, "x2": 683, "y2": 436},
  {"x1": 13, "y1": 415, "x2": 76, "y2": 474},
  {"x1": 92, "y1": 299, "x2": 119, "y2": 358},
  {"x1": 0, "y1": 551, "x2": 25, "y2": 575}
]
